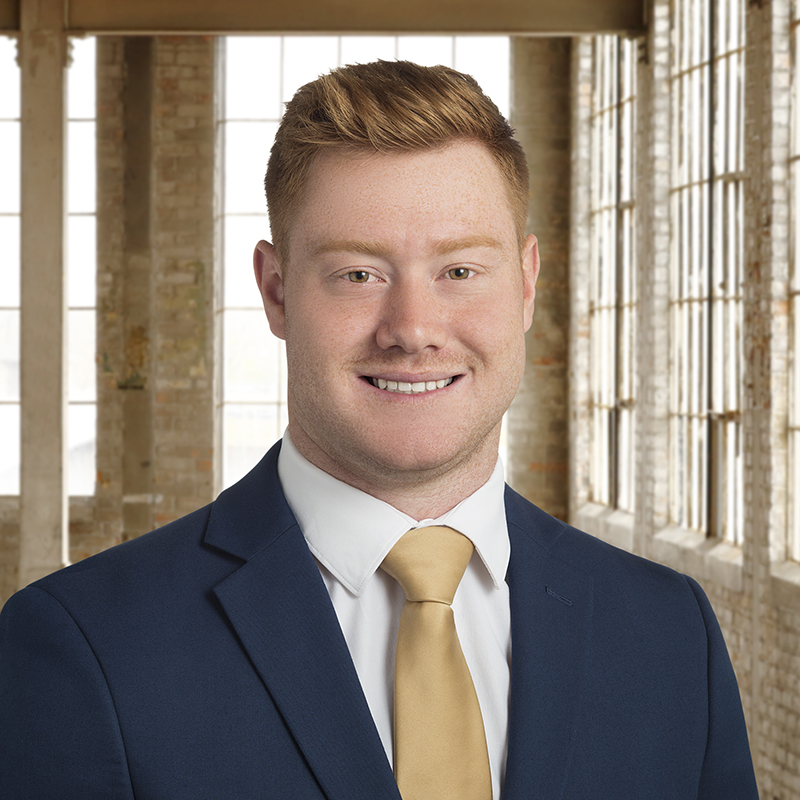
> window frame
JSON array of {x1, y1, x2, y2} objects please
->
[
  {"x1": 588, "y1": 34, "x2": 637, "y2": 512},
  {"x1": 668, "y1": 0, "x2": 745, "y2": 544}
]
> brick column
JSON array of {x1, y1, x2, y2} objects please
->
[
  {"x1": 93, "y1": 36, "x2": 217, "y2": 552},
  {"x1": 150, "y1": 37, "x2": 216, "y2": 525},
  {"x1": 741, "y1": 2, "x2": 793, "y2": 794},
  {"x1": 507, "y1": 37, "x2": 572, "y2": 521}
]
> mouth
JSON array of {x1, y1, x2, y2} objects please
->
[{"x1": 364, "y1": 376, "x2": 457, "y2": 395}]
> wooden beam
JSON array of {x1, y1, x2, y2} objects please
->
[
  {"x1": 58, "y1": 0, "x2": 644, "y2": 35},
  {"x1": 0, "y1": 0, "x2": 18, "y2": 31},
  {"x1": 69, "y1": 0, "x2": 645, "y2": 35}
]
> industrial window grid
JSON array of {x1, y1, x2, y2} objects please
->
[
  {"x1": 588, "y1": 35, "x2": 637, "y2": 512},
  {"x1": 790, "y1": 1, "x2": 800, "y2": 561},
  {"x1": 0, "y1": 36, "x2": 97, "y2": 496},
  {"x1": 216, "y1": 35, "x2": 511, "y2": 491},
  {"x1": 0, "y1": 36, "x2": 20, "y2": 495},
  {"x1": 67, "y1": 37, "x2": 98, "y2": 496},
  {"x1": 669, "y1": 0, "x2": 745, "y2": 543}
]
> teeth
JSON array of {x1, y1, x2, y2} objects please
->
[{"x1": 369, "y1": 377, "x2": 455, "y2": 394}]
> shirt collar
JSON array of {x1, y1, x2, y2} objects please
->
[{"x1": 277, "y1": 431, "x2": 510, "y2": 596}]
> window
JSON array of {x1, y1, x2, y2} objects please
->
[
  {"x1": 589, "y1": 35, "x2": 637, "y2": 512},
  {"x1": 790, "y1": 1, "x2": 800, "y2": 561},
  {"x1": 0, "y1": 36, "x2": 20, "y2": 495},
  {"x1": 67, "y1": 37, "x2": 98, "y2": 495},
  {"x1": 669, "y1": 0, "x2": 745, "y2": 542},
  {"x1": 218, "y1": 35, "x2": 511, "y2": 490}
]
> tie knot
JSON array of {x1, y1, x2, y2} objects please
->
[{"x1": 381, "y1": 526, "x2": 474, "y2": 604}]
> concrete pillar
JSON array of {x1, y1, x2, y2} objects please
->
[
  {"x1": 18, "y1": 0, "x2": 68, "y2": 587},
  {"x1": 507, "y1": 37, "x2": 572, "y2": 521}
]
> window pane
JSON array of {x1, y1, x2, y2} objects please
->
[
  {"x1": 68, "y1": 309, "x2": 96, "y2": 402},
  {"x1": 282, "y1": 37, "x2": 340, "y2": 101},
  {"x1": 224, "y1": 215, "x2": 270, "y2": 308},
  {"x1": 223, "y1": 309, "x2": 280, "y2": 402},
  {"x1": 0, "y1": 122, "x2": 20, "y2": 213},
  {"x1": 68, "y1": 37, "x2": 96, "y2": 119},
  {"x1": 68, "y1": 402, "x2": 96, "y2": 495},
  {"x1": 225, "y1": 36, "x2": 282, "y2": 120},
  {"x1": 223, "y1": 403, "x2": 280, "y2": 489},
  {"x1": 396, "y1": 36, "x2": 454, "y2": 67},
  {"x1": 0, "y1": 310, "x2": 19, "y2": 401},
  {"x1": 0, "y1": 215, "x2": 20, "y2": 306},
  {"x1": 0, "y1": 36, "x2": 20, "y2": 120},
  {"x1": 68, "y1": 120, "x2": 97, "y2": 213},
  {"x1": 0, "y1": 403, "x2": 19, "y2": 494},
  {"x1": 455, "y1": 37, "x2": 510, "y2": 119},
  {"x1": 224, "y1": 121, "x2": 277, "y2": 214},
  {"x1": 340, "y1": 36, "x2": 396, "y2": 64},
  {"x1": 68, "y1": 215, "x2": 97, "y2": 308}
]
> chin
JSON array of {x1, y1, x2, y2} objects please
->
[{"x1": 359, "y1": 433, "x2": 487, "y2": 481}]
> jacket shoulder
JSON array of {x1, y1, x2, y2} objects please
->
[{"x1": 504, "y1": 484, "x2": 697, "y2": 598}]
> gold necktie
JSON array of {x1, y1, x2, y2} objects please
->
[{"x1": 381, "y1": 526, "x2": 492, "y2": 800}]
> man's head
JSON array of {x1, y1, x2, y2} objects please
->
[
  {"x1": 255, "y1": 61, "x2": 538, "y2": 516},
  {"x1": 265, "y1": 60, "x2": 529, "y2": 264}
]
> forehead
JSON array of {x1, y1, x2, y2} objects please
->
[{"x1": 287, "y1": 142, "x2": 518, "y2": 258}]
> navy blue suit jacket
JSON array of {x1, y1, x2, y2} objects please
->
[{"x1": 0, "y1": 442, "x2": 758, "y2": 798}]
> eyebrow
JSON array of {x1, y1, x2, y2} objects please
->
[{"x1": 310, "y1": 234, "x2": 506, "y2": 260}]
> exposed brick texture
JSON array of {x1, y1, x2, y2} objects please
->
[
  {"x1": 507, "y1": 37, "x2": 572, "y2": 522},
  {"x1": 1, "y1": 19, "x2": 799, "y2": 796},
  {"x1": 571, "y1": 2, "x2": 800, "y2": 796}
]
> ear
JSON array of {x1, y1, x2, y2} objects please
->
[
  {"x1": 521, "y1": 233, "x2": 540, "y2": 332},
  {"x1": 254, "y1": 240, "x2": 286, "y2": 340}
]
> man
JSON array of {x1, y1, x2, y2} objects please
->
[{"x1": 0, "y1": 61, "x2": 757, "y2": 799}]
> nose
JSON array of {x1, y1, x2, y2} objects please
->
[{"x1": 375, "y1": 279, "x2": 448, "y2": 353}]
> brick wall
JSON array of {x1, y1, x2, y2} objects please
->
[
  {"x1": 1, "y1": 22, "x2": 799, "y2": 796},
  {"x1": 0, "y1": 35, "x2": 217, "y2": 606},
  {"x1": 570, "y1": 2, "x2": 800, "y2": 796},
  {"x1": 507, "y1": 38, "x2": 572, "y2": 521},
  {"x1": 150, "y1": 37, "x2": 216, "y2": 526}
]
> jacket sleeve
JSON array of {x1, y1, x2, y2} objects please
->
[
  {"x1": 0, "y1": 585, "x2": 135, "y2": 799},
  {"x1": 685, "y1": 577, "x2": 760, "y2": 799}
]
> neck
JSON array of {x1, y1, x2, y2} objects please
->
[{"x1": 287, "y1": 424, "x2": 500, "y2": 520}]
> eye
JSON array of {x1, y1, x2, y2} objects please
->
[
  {"x1": 447, "y1": 266, "x2": 474, "y2": 280},
  {"x1": 347, "y1": 270, "x2": 372, "y2": 283}
]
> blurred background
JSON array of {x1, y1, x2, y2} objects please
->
[{"x1": 0, "y1": 1, "x2": 798, "y2": 796}]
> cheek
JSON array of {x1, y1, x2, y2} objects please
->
[{"x1": 461, "y1": 293, "x2": 526, "y2": 355}]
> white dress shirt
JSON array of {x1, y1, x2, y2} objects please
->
[{"x1": 277, "y1": 432, "x2": 512, "y2": 799}]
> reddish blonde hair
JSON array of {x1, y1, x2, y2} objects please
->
[{"x1": 265, "y1": 60, "x2": 529, "y2": 262}]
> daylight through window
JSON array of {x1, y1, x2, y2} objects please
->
[
  {"x1": 589, "y1": 35, "x2": 637, "y2": 513},
  {"x1": 669, "y1": 0, "x2": 744, "y2": 543},
  {"x1": 218, "y1": 36, "x2": 511, "y2": 490}
]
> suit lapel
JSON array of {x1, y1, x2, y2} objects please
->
[
  {"x1": 206, "y1": 445, "x2": 400, "y2": 800},
  {"x1": 502, "y1": 488, "x2": 594, "y2": 800}
]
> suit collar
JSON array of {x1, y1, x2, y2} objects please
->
[
  {"x1": 206, "y1": 447, "x2": 594, "y2": 800},
  {"x1": 502, "y1": 486, "x2": 594, "y2": 800},
  {"x1": 204, "y1": 442, "x2": 295, "y2": 561},
  {"x1": 206, "y1": 442, "x2": 401, "y2": 800}
]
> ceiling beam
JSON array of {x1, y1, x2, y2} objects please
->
[{"x1": 1, "y1": 0, "x2": 646, "y2": 35}]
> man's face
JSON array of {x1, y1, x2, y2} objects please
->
[{"x1": 255, "y1": 141, "x2": 538, "y2": 493}]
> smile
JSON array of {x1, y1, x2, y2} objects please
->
[{"x1": 366, "y1": 377, "x2": 456, "y2": 394}]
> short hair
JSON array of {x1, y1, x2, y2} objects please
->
[{"x1": 265, "y1": 60, "x2": 529, "y2": 263}]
